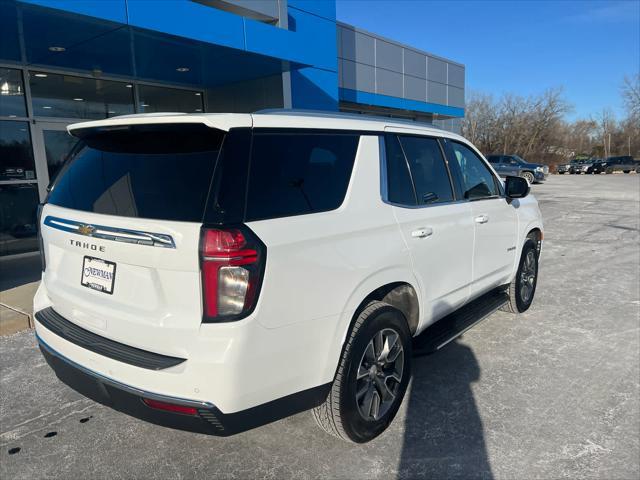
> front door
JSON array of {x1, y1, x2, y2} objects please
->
[
  {"x1": 445, "y1": 141, "x2": 518, "y2": 296},
  {"x1": 32, "y1": 121, "x2": 78, "y2": 200}
]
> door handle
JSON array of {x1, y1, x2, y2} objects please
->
[
  {"x1": 411, "y1": 227, "x2": 433, "y2": 238},
  {"x1": 474, "y1": 214, "x2": 489, "y2": 224}
]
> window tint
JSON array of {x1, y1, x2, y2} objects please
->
[
  {"x1": 448, "y1": 141, "x2": 499, "y2": 200},
  {"x1": 246, "y1": 132, "x2": 359, "y2": 221},
  {"x1": 384, "y1": 134, "x2": 416, "y2": 205},
  {"x1": 398, "y1": 136, "x2": 453, "y2": 204},
  {"x1": 487, "y1": 155, "x2": 500, "y2": 164},
  {"x1": 48, "y1": 124, "x2": 223, "y2": 222},
  {"x1": 29, "y1": 71, "x2": 134, "y2": 119},
  {"x1": 1, "y1": 121, "x2": 36, "y2": 181}
]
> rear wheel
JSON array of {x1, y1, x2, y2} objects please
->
[
  {"x1": 501, "y1": 239, "x2": 539, "y2": 314},
  {"x1": 623, "y1": 170, "x2": 630, "y2": 174},
  {"x1": 521, "y1": 171, "x2": 535, "y2": 184},
  {"x1": 312, "y1": 301, "x2": 412, "y2": 443}
]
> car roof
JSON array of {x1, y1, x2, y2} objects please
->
[{"x1": 66, "y1": 109, "x2": 466, "y2": 142}]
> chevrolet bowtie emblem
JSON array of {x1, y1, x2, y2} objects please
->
[{"x1": 77, "y1": 224, "x2": 96, "y2": 236}]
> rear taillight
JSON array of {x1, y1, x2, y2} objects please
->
[{"x1": 200, "y1": 226, "x2": 265, "y2": 322}]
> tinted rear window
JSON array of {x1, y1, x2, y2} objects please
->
[
  {"x1": 245, "y1": 132, "x2": 359, "y2": 221},
  {"x1": 48, "y1": 124, "x2": 223, "y2": 222}
]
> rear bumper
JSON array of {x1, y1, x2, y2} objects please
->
[{"x1": 37, "y1": 333, "x2": 330, "y2": 436}]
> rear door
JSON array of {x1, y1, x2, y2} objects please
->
[
  {"x1": 383, "y1": 132, "x2": 474, "y2": 325},
  {"x1": 40, "y1": 123, "x2": 239, "y2": 357}
]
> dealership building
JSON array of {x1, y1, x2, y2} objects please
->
[{"x1": 0, "y1": 0, "x2": 465, "y2": 256}]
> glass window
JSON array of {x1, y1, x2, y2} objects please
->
[
  {"x1": 398, "y1": 135, "x2": 453, "y2": 204},
  {"x1": 448, "y1": 141, "x2": 499, "y2": 200},
  {"x1": 487, "y1": 155, "x2": 500, "y2": 164},
  {"x1": 0, "y1": 184, "x2": 40, "y2": 256},
  {"x1": 384, "y1": 134, "x2": 416, "y2": 205},
  {"x1": 43, "y1": 130, "x2": 80, "y2": 183},
  {"x1": 29, "y1": 72, "x2": 134, "y2": 119},
  {"x1": 0, "y1": 121, "x2": 36, "y2": 181},
  {"x1": 138, "y1": 85, "x2": 203, "y2": 113},
  {"x1": 48, "y1": 124, "x2": 223, "y2": 222},
  {"x1": 0, "y1": 68, "x2": 26, "y2": 117},
  {"x1": 246, "y1": 132, "x2": 360, "y2": 221}
]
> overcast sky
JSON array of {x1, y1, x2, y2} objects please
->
[{"x1": 336, "y1": 0, "x2": 640, "y2": 121}]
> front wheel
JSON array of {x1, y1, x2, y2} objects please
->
[
  {"x1": 501, "y1": 239, "x2": 539, "y2": 313},
  {"x1": 312, "y1": 301, "x2": 412, "y2": 443},
  {"x1": 623, "y1": 170, "x2": 630, "y2": 174},
  {"x1": 521, "y1": 171, "x2": 535, "y2": 184}
]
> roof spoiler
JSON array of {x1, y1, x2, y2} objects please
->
[{"x1": 67, "y1": 113, "x2": 252, "y2": 137}]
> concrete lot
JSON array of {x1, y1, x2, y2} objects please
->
[{"x1": 1, "y1": 175, "x2": 639, "y2": 479}]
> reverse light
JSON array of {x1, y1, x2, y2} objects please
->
[{"x1": 200, "y1": 227, "x2": 265, "y2": 322}]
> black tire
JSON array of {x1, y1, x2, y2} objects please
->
[
  {"x1": 501, "y1": 239, "x2": 539, "y2": 314},
  {"x1": 623, "y1": 170, "x2": 630, "y2": 174},
  {"x1": 312, "y1": 301, "x2": 412, "y2": 443},
  {"x1": 558, "y1": 171, "x2": 564, "y2": 174}
]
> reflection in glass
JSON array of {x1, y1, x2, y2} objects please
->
[
  {"x1": 29, "y1": 72, "x2": 134, "y2": 119},
  {"x1": 44, "y1": 130, "x2": 79, "y2": 183},
  {"x1": 0, "y1": 68, "x2": 27, "y2": 117},
  {"x1": 0, "y1": 183, "x2": 39, "y2": 256},
  {"x1": 138, "y1": 85, "x2": 204, "y2": 113},
  {"x1": 0, "y1": 121, "x2": 36, "y2": 181}
]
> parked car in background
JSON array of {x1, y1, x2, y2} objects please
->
[
  {"x1": 579, "y1": 159, "x2": 600, "y2": 174},
  {"x1": 569, "y1": 159, "x2": 590, "y2": 174},
  {"x1": 592, "y1": 156, "x2": 639, "y2": 174},
  {"x1": 556, "y1": 162, "x2": 571, "y2": 174},
  {"x1": 34, "y1": 111, "x2": 543, "y2": 443},
  {"x1": 486, "y1": 155, "x2": 548, "y2": 183}
]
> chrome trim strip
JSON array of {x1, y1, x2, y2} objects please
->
[
  {"x1": 44, "y1": 215, "x2": 176, "y2": 248},
  {"x1": 36, "y1": 332, "x2": 213, "y2": 409}
]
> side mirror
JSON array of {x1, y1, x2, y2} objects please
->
[{"x1": 505, "y1": 175, "x2": 530, "y2": 199}]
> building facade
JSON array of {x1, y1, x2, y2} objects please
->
[{"x1": 0, "y1": 0, "x2": 465, "y2": 256}]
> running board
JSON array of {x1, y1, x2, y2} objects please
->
[{"x1": 413, "y1": 289, "x2": 509, "y2": 356}]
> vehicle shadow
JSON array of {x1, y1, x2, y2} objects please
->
[{"x1": 398, "y1": 331, "x2": 493, "y2": 478}]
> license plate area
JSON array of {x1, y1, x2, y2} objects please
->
[{"x1": 81, "y1": 256, "x2": 116, "y2": 295}]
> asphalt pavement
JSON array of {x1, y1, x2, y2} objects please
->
[{"x1": 1, "y1": 174, "x2": 639, "y2": 479}]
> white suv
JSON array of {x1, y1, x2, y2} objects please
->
[{"x1": 34, "y1": 111, "x2": 543, "y2": 443}]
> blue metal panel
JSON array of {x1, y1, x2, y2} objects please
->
[
  {"x1": 288, "y1": 0, "x2": 336, "y2": 21},
  {"x1": 18, "y1": 0, "x2": 128, "y2": 23},
  {"x1": 127, "y1": 0, "x2": 246, "y2": 50},
  {"x1": 339, "y1": 88, "x2": 464, "y2": 118},
  {"x1": 291, "y1": 67, "x2": 338, "y2": 110},
  {"x1": 245, "y1": 11, "x2": 336, "y2": 71}
]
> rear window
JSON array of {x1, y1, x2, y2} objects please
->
[
  {"x1": 48, "y1": 124, "x2": 224, "y2": 222},
  {"x1": 245, "y1": 132, "x2": 360, "y2": 221}
]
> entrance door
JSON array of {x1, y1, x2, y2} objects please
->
[{"x1": 32, "y1": 121, "x2": 78, "y2": 200}]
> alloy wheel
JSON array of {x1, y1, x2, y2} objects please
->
[
  {"x1": 519, "y1": 250, "x2": 537, "y2": 303},
  {"x1": 355, "y1": 328, "x2": 404, "y2": 421}
]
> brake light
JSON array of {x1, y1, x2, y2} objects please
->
[
  {"x1": 200, "y1": 227, "x2": 265, "y2": 322},
  {"x1": 142, "y1": 398, "x2": 197, "y2": 416}
]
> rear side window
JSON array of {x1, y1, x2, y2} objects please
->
[
  {"x1": 245, "y1": 132, "x2": 359, "y2": 221},
  {"x1": 384, "y1": 134, "x2": 416, "y2": 205},
  {"x1": 398, "y1": 135, "x2": 454, "y2": 205},
  {"x1": 48, "y1": 124, "x2": 223, "y2": 222}
]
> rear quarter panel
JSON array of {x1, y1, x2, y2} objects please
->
[{"x1": 246, "y1": 135, "x2": 416, "y2": 385}]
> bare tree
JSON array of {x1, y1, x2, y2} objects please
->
[{"x1": 622, "y1": 74, "x2": 640, "y2": 120}]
